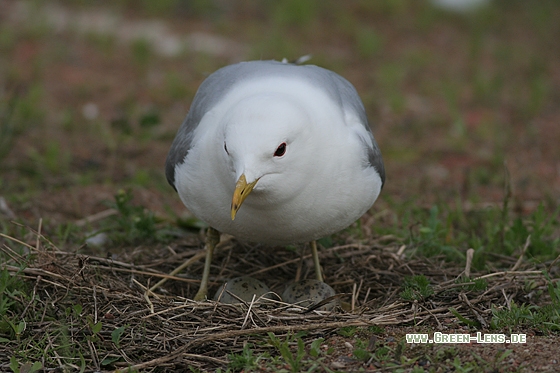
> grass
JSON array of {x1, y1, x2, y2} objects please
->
[
  {"x1": 2, "y1": 194, "x2": 557, "y2": 371},
  {"x1": 376, "y1": 199, "x2": 560, "y2": 271},
  {"x1": 1, "y1": 205, "x2": 558, "y2": 369},
  {"x1": 1, "y1": 0, "x2": 560, "y2": 371},
  {"x1": 400, "y1": 275, "x2": 434, "y2": 301},
  {"x1": 0, "y1": 85, "x2": 44, "y2": 164},
  {"x1": 490, "y1": 277, "x2": 560, "y2": 333},
  {"x1": 92, "y1": 189, "x2": 177, "y2": 245}
]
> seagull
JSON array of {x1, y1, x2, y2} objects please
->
[{"x1": 165, "y1": 60, "x2": 385, "y2": 300}]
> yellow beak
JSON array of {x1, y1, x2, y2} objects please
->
[{"x1": 231, "y1": 174, "x2": 259, "y2": 220}]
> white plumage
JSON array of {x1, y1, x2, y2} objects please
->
[{"x1": 165, "y1": 60, "x2": 385, "y2": 299}]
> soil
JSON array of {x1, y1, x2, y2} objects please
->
[{"x1": 1, "y1": 1, "x2": 559, "y2": 371}]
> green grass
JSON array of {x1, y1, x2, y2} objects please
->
[
  {"x1": 0, "y1": 268, "x2": 27, "y2": 333},
  {"x1": 376, "y1": 198, "x2": 560, "y2": 271},
  {"x1": 94, "y1": 189, "x2": 176, "y2": 246},
  {"x1": 454, "y1": 277, "x2": 488, "y2": 292},
  {"x1": 226, "y1": 342, "x2": 263, "y2": 372},
  {"x1": 490, "y1": 277, "x2": 560, "y2": 333},
  {"x1": 221, "y1": 332, "x2": 333, "y2": 372},
  {"x1": 2, "y1": 174, "x2": 557, "y2": 373},
  {"x1": 1, "y1": 264, "x2": 135, "y2": 371},
  {"x1": 131, "y1": 38, "x2": 153, "y2": 67},
  {"x1": 400, "y1": 275, "x2": 434, "y2": 301},
  {"x1": 1, "y1": 0, "x2": 560, "y2": 371},
  {"x1": 0, "y1": 85, "x2": 44, "y2": 164}
]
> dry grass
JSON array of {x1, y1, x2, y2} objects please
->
[
  {"x1": 2, "y1": 223, "x2": 557, "y2": 372},
  {"x1": 2, "y1": 1, "x2": 560, "y2": 371}
]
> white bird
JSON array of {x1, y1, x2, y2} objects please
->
[{"x1": 166, "y1": 60, "x2": 385, "y2": 300}]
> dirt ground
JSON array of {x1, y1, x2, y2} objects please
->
[{"x1": 1, "y1": 0, "x2": 560, "y2": 371}]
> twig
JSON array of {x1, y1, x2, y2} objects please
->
[
  {"x1": 2, "y1": 265, "x2": 67, "y2": 281},
  {"x1": 460, "y1": 293, "x2": 488, "y2": 328},
  {"x1": 464, "y1": 248, "x2": 474, "y2": 278},
  {"x1": 74, "y1": 208, "x2": 118, "y2": 226},
  {"x1": 351, "y1": 282, "x2": 357, "y2": 312},
  {"x1": 355, "y1": 279, "x2": 363, "y2": 307},
  {"x1": 182, "y1": 353, "x2": 228, "y2": 365},
  {"x1": 502, "y1": 288, "x2": 512, "y2": 309},
  {"x1": 20, "y1": 275, "x2": 40, "y2": 319},
  {"x1": 149, "y1": 238, "x2": 233, "y2": 294},
  {"x1": 88, "y1": 339, "x2": 100, "y2": 372},
  {"x1": 10, "y1": 221, "x2": 63, "y2": 253},
  {"x1": 144, "y1": 289, "x2": 155, "y2": 314},
  {"x1": 474, "y1": 270, "x2": 542, "y2": 280},
  {"x1": 511, "y1": 235, "x2": 531, "y2": 272},
  {"x1": 248, "y1": 254, "x2": 310, "y2": 277},
  {"x1": 93, "y1": 264, "x2": 199, "y2": 284},
  {"x1": 0, "y1": 233, "x2": 35, "y2": 251},
  {"x1": 363, "y1": 287, "x2": 371, "y2": 305},
  {"x1": 143, "y1": 302, "x2": 198, "y2": 319},
  {"x1": 241, "y1": 295, "x2": 256, "y2": 330},
  {"x1": 247, "y1": 244, "x2": 369, "y2": 277},
  {"x1": 548, "y1": 253, "x2": 560, "y2": 274},
  {"x1": 35, "y1": 218, "x2": 42, "y2": 252},
  {"x1": 47, "y1": 333, "x2": 65, "y2": 370},
  {"x1": 126, "y1": 320, "x2": 373, "y2": 371},
  {"x1": 418, "y1": 303, "x2": 443, "y2": 329},
  {"x1": 0, "y1": 242, "x2": 26, "y2": 263},
  {"x1": 93, "y1": 285, "x2": 98, "y2": 324}
]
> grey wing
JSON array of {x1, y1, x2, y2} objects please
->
[
  {"x1": 164, "y1": 64, "x2": 248, "y2": 189},
  {"x1": 319, "y1": 69, "x2": 386, "y2": 187},
  {"x1": 166, "y1": 60, "x2": 385, "y2": 189},
  {"x1": 165, "y1": 113, "x2": 196, "y2": 190},
  {"x1": 357, "y1": 119, "x2": 386, "y2": 188}
]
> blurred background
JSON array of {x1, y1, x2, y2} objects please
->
[
  {"x1": 1, "y1": 0, "x2": 559, "y2": 242},
  {"x1": 2, "y1": 3, "x2": 560, "y2": 369}
]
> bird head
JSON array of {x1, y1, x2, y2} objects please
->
[{"x1": 221, "y1": 93, "x2": 315, "y2": 220}]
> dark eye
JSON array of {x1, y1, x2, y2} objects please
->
[
  {"x1": 274, "y1": 142, "x2": 287, "y2": 157},
  {"x1": 224, "y1": 141, "x2": 229, "y2": 155}
]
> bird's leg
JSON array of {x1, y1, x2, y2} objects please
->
[
  {"x1": 310, "y1": 240, "x2": 323, "y2": 282},
  {"x1": 194, "y1": 227, "x2": 220, "y2": 301}
]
